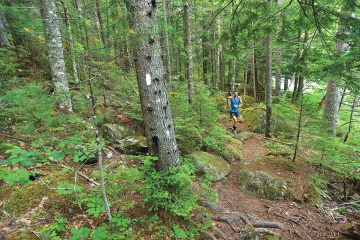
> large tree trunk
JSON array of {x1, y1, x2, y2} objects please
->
[
  {"x1": 60, "y1": 0, "x2": 79, "y2": 84},
  {"x1": 265, "y1": 0, "x2": 273, "y2": 138},
  {"x1": 127, "y1": 0, "x2": 180, "y2": 171},
  {"x1": 183, "y1": 1, "x2": 194, "y2": 104},
  {"x1": 0, "y1": 11, "x2": 10, "y2": 46},
  {"x1": 40, "y1": 0, "x2": 72, "y2": 112},
  {"x1": 162, "y1": 0, "x2": 172, "y2": 83}
]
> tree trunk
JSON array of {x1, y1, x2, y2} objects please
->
[
  {"x1": 183, "y1": 1, "x2": 194, "y2": 104},
  {"x1": 323, "y1": 10, "x2": 348, "y2": 136},
  {"x1": 284, "y1": 77, "x2": 288, "y2": 92},
  {"x1": 162, "y1": 0, "x2": 172, "y2": 83},
  {"x1": 127, "y1": 0, "x2": 180, "y2": 171},
  {"x1": 274, "y1": 0, "x2": 283, "y2": 96},
  {"x1": 265, "y1": 0, "x2": 273, "y2": 138},
  {"x1": 275, "y1": 48, "x2": 281, "y2": 96},
  {"x1": 252, "y1": 41, "x2": 257, "y2": 101},
  {"x1": 40, "y1": 0, "x2": 72, "y2": 112},
  {"x1": 95, "y1": 0, "x2": 107, "y2": 48},
  {"x1": 202, "y1": 25, "x2": 209, "y2": 85},
  {"x1": 60, "y1": 0, "x2": 79, "y2": 84},
  {"x1": 0, "y1": 11, "x2": 10, "y2": 46}
]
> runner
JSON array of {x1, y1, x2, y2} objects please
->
[{"x1": 226, "y1": 90, "x2": 243, "y2": 134}]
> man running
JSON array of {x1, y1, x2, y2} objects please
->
[{"x1": 227, "y1": 90, "x2": 243, "y2": 134}]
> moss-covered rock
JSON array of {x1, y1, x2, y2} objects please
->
[
  {"x1": 241, "y1": 108, "x2": 266, "y2": 133},
  {"x1": 239, "y1": 169, "x2": 287, "y2": 200},
  {"x1": 234, "y1": 131, "x2": 253, "y2": 141},
  {"x1": 224, "y1": 135, "x2": 243, "y2": 149},
  {"x1": 187, "y1": 151, "x2": 231, "y2": 181},
  {"x1": 103, "y1": 123, "x2": 134, "y2": 145},
  {"x1": 117, "y1": 135, "x2": 148, "y2": 154},
  {"x1": 220, "y1": 143, "x2": 243, "y2": 162}
]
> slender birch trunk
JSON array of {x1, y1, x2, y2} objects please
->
[
  {"x1": 40, "y1": 0, "x2": 72, "y2": 112},
  {"x1": 60, "y1": 0, "x2": 79, "y2": 84}
]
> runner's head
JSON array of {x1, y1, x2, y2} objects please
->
[{"x1": 233, "y1": 90, "x2": 238, "y2": 97}]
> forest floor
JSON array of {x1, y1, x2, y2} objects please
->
[
  {"x1": 212, "y1": 118, "x2": 358, "y2": 239},
  {"x1": 0, "y1": 114, "x2": 359, "y2": 239}
]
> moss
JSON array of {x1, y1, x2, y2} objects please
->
[
  {"x1": 220, "y1": 143, "x2": 243, "y2": 162},
  {"x1": 187, "y1": 151, "x2": 231, "y2": 181},
  {"x1": 241, "y1": 108, "x2": 266, "y2": 133},
  {"x1": 4, "y1": 171, "x2": 77, "y2": 217},
  {"x1": 239, "y1": 169, "x2": 287, "y2": 200}
]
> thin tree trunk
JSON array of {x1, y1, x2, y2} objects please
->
[
  {"x1": 40, "y1": 0, "x2": 72, "y2": 112},
  {"x1": 162, "y1": 0, "x2": 172, "y2": 83},
  {"x1": 95, "y1": 0, "x2": 106, "y2": 48},
  {"x1": 60, "y1": 0, "x2": 79, "y2": 84},
  {"x1": 0, "y1": 11, "x2": 10, "y2": 46},
  {"x1": 183, "y1": 1, "x2": 194, "y2": 104},
  {"x1": 293, "y1": 92, "x2": 304, "y2": 162},
  {"x1": 127, "y1": 0, "x2": 180, "y2": 171},
  {"x1": 252, "y1": 41, "x2": 257, "y2": 101},
  {"x1": 275, "y1": 48, "x2": 281, "y2": 96},
  {"x1": 202, "y1": 24, "x2": 209, "y2": 85},
  {"x1": 344, "y1": 96, "x2": 356, "y2": 142},
  {"x1": 265, "y1": 0, "x2": 273, "y2": 138},
  {"x1": 284, "y1": 77, "x2": 288, "y2": 92}
]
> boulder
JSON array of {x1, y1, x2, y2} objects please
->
[
  {"x1": 103, "y1": 123, "x2": 134, "y2": 145},
  {"x1": 234, "y1": 131, "x2": 253, "y2": 141},
  {"x1": 117, "y1": 135, "x2": 148, "y2": 154},
  {"x1": 187, "y1": 151, "x2": 231, "y2": 181},
  {"x1": 220, "y1": 143, "x2": 243, "y2": 162},
  {"x1": 239, "y1": 169, "x2": 287, "y2": 200}
]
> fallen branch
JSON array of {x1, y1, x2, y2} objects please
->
[
  {"x1": 60, "y1": 164, "x2": 100, "y2": 186},
  {"x1": 77, "y1": 171, "x2": 100, "y2": 186}
]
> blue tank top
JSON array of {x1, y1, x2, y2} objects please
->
[{"x1": 230, "y1": 97, "x2": 240, "y2": 113}]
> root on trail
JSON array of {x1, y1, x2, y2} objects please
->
[{"x1": 200, "y1": 201, "x2": 285, "y2": 239}]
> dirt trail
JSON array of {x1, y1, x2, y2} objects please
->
[{"x1": 211, "y1": 121, "x2": 351, "y2": 240}]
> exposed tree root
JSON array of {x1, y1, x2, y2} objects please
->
[{"x1": 200, "y1": 201, "x2": 285, "y2": 239}]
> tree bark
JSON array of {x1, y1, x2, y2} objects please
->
[
  {"x1": 127, "y1": 0, "x2": 180, "y2": 171},
  {"x1": 162, "y1": 0, "x2": 172, "y2": 83},
  {"x1": 95, "y1": 0, "x2": 107, "y2": 48},
  {"x1": 40, "y1": 0, "x2": 72, "y2": 112},
  {"x1": 183, "y1": 0, "x2": 194, "y2": 104},
  {"x1": 275, "y1": 48, "x2": 281, "y2": 96},
  {"x1": 265, "y1": 0, "x2": 273, "y2": 138},
  {"x1": 60, "y1": 0, "x2": 79, "y2": 84},
  {"x1": 323, "y1": 10, "x2": 348, "y2": 136},
  {"x1": 0, "y1": 10, "x2": 10, "y2": 46}
]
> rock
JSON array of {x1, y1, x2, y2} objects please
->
[
  {"x1": 220, "y1": 143, "x2": 243, "y2": 162},
  {"x1": 117, "y1": 135, "x2": 148, "y2": 154},
  {"x1": 103, "y1": 123, "x2": 134, "y2": 145},
  {"x1": 234, "y1": 131, "x2": 253, "y2": 141},
  {"x1": 187, "y1": 151, "x2": 231, "y2": 181},
  {"x1": 239, "y1": 169, "x2": 287, "y2": 200},
  {"x1": 241, "y1": 108, "x2": 266, "y2": 133},
  {"x1": 224, "y1": 135, "x2": 243, "y2": 149}
]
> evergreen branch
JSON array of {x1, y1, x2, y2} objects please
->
[{"x1": 198, "y1": 0, "x2": 234, "y2": 42}]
